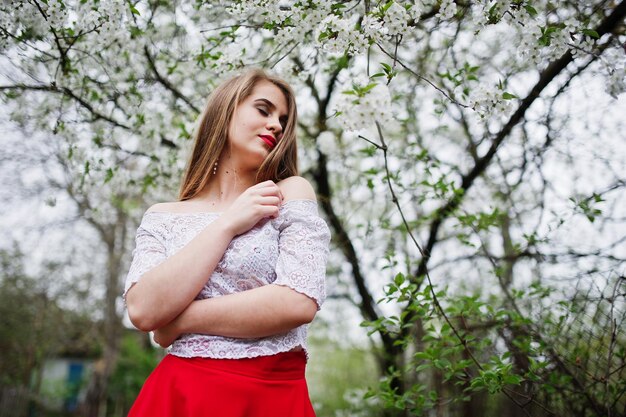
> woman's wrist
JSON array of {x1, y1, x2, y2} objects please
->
[
  {"x1": 176, "y1": 300, "x2": 205, "y2": 335},
  {"x1": 170, "y1": 306, "x2": 189, "y2": 336},
  {"x1": 212, "y1": 215, "x2": 237, "y2": 238}
]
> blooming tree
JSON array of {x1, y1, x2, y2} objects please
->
[{"x1": 1, "y1": 0, "x2": 625, "y2": 415}]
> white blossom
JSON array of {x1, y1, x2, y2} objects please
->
[
  {"x1": 570, "y1": 36, "x2": 596, "y2": 58},
  {"x1": 317, "y1": 130, "x2": 338, "y2": 155},
  {"x1": 362, "y1": 14, "x2": 387, "y2": 43},
  {"x1": 436, "y1": 0, "x2": 457, "y2": 20},
  {"x1": 602, "y1": 47, "x2": 626, "y2": 99},
  {"x1": 469, "y1": 85, "x2": 514, "y2": 119},
  {"x1": 274, "y1": 25, "x2": 308, "y2": 47},
  {"x1": 332, "y1": 81, "x2": 394, "y2": 132},
  {"x1": 46, "y1": 0, "x2": 68, "y2": 29},
  {"x1": 383, "y1": 2, "x2": 411, "y2": 37},
  {"x1": 409, "y1": 1, "x2": 426, "y2": 21},
  {"x1": 212, "y1": 42, "x2": 246, "y2": 74},
  {"x1": 317, "y1": 15, "x2": 368, "y2": 55},
  {"x1": 76, "y1": 9, "x2": 101, "y2": 32}
]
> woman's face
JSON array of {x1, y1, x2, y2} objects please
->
[{"x1": 226, "y1": 80, "x2": 289, "y2": 171}]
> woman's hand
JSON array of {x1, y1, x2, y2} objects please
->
[
  {"x1": 153, "y1": 321, "x2": 181, "y2": 348},
  {"x1": 218, "y1": 180, "x2": 284, "y2": 236}
]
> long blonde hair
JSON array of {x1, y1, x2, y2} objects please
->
[{"x1": 178, "y1": 68, "x2": 299, "y2": 201}]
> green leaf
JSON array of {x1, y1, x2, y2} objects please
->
[
  {"x1": 262, "y1": 21, "x2": 276, "y2": 30},
  {"x1": 524, "y1": 5, "x2": 538, "y2": 16},
  {"x1": 394, "y1": 273, "x2": 405, "y2": 286},
  {"x1": 381, "y1": 1, "x2": 394, "y2": 13},
  {"x1": 129, "y1": 5, "x2": 140, "y2": 15},
  {"x1": 104, "y1": 168, "x2": 114, "y2": 184},
  {"x1": 582, "y1": 29, "x2": 599, "y2": 39},
  {"x1": 487, "y1": 4, "x2": 500, "y2": 24},
  {"x1": 359, "y1": 146, "x2": 378, "y2": 157},
  {"x1": 502, "y1": 92, "x2": 518, "y2": 100}
]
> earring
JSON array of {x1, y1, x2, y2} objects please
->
[{"x1": 213, "y1": 160, "x2": 218, "y2": 175}]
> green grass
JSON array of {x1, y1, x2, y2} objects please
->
[{"x1": 306, "y1": 334, "x2": 383, "y2": 417}]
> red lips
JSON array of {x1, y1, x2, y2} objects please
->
[{"x1": 258, "y1": 135, "x2": 277, "y2": 148}]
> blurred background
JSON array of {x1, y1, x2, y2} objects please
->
[{"x1": 1, "y1": 1, "x2": 625, "y2": 416}]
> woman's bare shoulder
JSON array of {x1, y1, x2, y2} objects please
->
[
  {"x1": 146, "y1": 201, "x2": 188, "y2": 214},
  {"x1": 277, "y1": 176, "x2": 316, "y2": 201}
]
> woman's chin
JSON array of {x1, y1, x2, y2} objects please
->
[{"x1": 247, "y1": 149, "x2": 270, "y2": 169}]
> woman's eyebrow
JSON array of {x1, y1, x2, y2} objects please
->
[{"x1": 254, "y1": 98, "x2": 276, "y2": 108}]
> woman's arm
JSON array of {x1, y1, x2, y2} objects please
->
[
  {"x1": 126, "y1": 181, "x2": 283, "y2": 332},
  {"x1": 152, "y1": 176, "x2": 329, "y2": 347},
  {"x1": 153, "y1": 284, "x2": 318, "y2": 346},
  {"x1": 126, "y1": 219, "x2": 234, "y2": 332}
]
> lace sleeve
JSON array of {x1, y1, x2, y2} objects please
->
[
  {"x1": 273, "y1": 200, "x2": 331, "y2": 310},
  {"x1": 123, "y1": 214, "x2": 167, "y2": 300}
]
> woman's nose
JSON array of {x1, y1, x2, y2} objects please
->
[{"x1": 267, "y1": 116, "x2": 282, "y2": 134}]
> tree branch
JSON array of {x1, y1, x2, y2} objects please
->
[
  {"x1": 413, "y1": 0, "x2": 626, "y2": 281},
  {"x1": 0, "y1": 84, "x2": 131, "y2": 130},
  {"x1": 143, "y1": 46, "x2": 201, "y2": 114}
]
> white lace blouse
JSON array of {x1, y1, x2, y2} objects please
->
[{"x1": 123, "y1": 199, "x2": 331, "y2": 360}]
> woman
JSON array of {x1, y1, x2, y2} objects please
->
[{"x1": 123, "y1": 68, "x2": 331, "y2": 417}]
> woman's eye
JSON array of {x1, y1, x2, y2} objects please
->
[{"x1": 258, "y1": 108, "x2": 268, "y2": 116}]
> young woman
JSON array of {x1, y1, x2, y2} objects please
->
[{"x1": 123, "y1": 68, "x2": 331, "y2": 417}]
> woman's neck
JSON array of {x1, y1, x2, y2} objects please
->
[{"x1": 195, "y1": 158, "x2": 256, "y2": 207}]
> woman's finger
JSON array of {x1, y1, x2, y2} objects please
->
[
  {"x1": 251, "y1": 180, "x2": 276, "y2": 190},
  {"x1": 255, "y1": 184, "x2": 281, "y2": 198},
  {"x1": 256, "y1": 196, "x2": 281, "y2": 206}
]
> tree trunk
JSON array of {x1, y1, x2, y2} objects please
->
[{"x1": 83, "y1": 210, "x2": 127, "y2": 417}]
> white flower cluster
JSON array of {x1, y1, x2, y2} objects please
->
[
  {"x1": 1, "y1": 1, "x2": 49, "y2": 45},
  {"x1": 41, "y1": 0, "x2": 128, "y2": 35},
  {"x1": 361, "y1": 1, "x2": 415, "y2": 43},
  {"x1": 46, "y1": 0, "x2": 68, "y2": 29},
  {"x1": 77, "y1": 9, "x2": 102, "y2": 32},
  {"x1": 274, "y1": 2, "x2": 332, "y2": 46},
  {"x1": 474, "y1": 0, "x2": 508, "y2": 26},
  {"x1": 0, "y1": 7, "x2": 15, "y2": 51},
  {"x1": 409, "y1": 1, "x2": 427, "y2": 21},
  {"x1": 570, "y1": 36, "x2": 596, "y2": 59},
  {"x1": 226, "y1": 0, "x2": 288, "y2": 24},
  {"x1": 226, "y1": 0, "x2": 331, "y2": 47},
  {"x1": 332, "y1": 79, "x2": 394, "y2": 131},
  {"x1": 383, "y1": 2, "x2": 411, "y2": 36},
  {"x1": 469, "y1": 85, "x2": 514, "y2": 119},
  {"x1": 436, "y1": 0, "x2": 457, "y2": 20},
  {"x1": 545, "y1": 17, "x2": 582, "y2": 61},
  {"x1": 317, "y1": 15, "x2": 368, "y2": 54},
  {"x1": 499, "y1": 5, "x2": 599, "y2": 68},
  {"x1": 43, "y1": 0, "x2": 129, "y2": 50},
  {"x1": 93, "y1": 19, "x2": 123, "y2": 50},
  {"x1": 95, "y1": 0, "x2": 130, "y2": 40},
  {"x1": 274, "y1": 25, "x2": 309, "y2": 47},
  {"x1": 316, "y1": 130, "x2": 338, "y2": 155},
  {"x1": 212, "y1": 42, "x2": 245, "y2": 74},
  {"x1": 361, "y1": 15, "x2": 387, "y2": 43},
  {"x1": 602, "y1": 47, "x2": 626, "y2": 99},
  {"x1": 516, "y1": 19, "x2": 544, "y2": 65}
]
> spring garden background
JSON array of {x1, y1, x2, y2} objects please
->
[{"x1": 1, "y1": 1, "x2": 625, "y2": 416}]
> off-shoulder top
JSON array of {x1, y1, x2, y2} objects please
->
[{"x1": 123, "y1": 199, "x2": 331, "y2": 360}]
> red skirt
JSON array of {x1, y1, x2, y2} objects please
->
[{"x1": 127, "y1": 351, "x2": 316, "y2": 417}]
